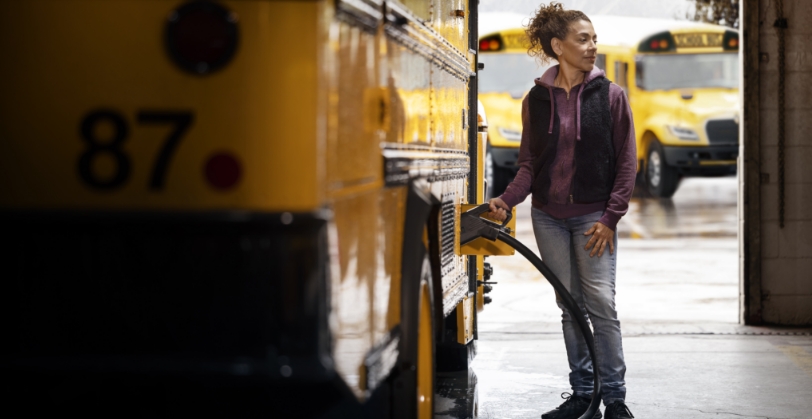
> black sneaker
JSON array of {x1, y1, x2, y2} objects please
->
[
  {"x1": 604, "y1": 401, "x2": 634, "y2": 419},
  {"x1": 541, "y1": 393, "x2": 602, "y2": 419}
]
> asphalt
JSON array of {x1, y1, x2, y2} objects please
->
[{"x1": 437, "y1": 177, "x2": 812, "y2": 419}]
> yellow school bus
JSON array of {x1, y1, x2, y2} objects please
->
[
  {"x1": 0, "y1": 1, "x2": 512, "y2": 417},
  {"x1": 477, "y1": 17, "x2": 739, "y2": 198},
  {"x1": 477, "y1": 27, "x2": 552, "y2": 198}
]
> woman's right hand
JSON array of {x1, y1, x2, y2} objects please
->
[{"x1": 488, "y1": 197, "x2": 510, "y2": 221}]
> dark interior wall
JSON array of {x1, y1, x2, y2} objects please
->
[{"x1": 742, "y1": 0, "x2": 812, "y2": 326}]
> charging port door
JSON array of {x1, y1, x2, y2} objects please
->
[{"x1": 458, "y1": 204, "x2": 516, "y2": 256}]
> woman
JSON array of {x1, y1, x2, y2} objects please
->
[{"x1": 488, "y1": 3, "x2": 636, "y2": 419}]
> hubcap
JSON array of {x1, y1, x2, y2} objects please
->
[{"x1": 648, "y1": 149, "x2": 662, "y2": 187}]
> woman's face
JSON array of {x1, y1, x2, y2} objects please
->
[{"x1": 552, "y1": 19, "x2": 598, "y2": 72}]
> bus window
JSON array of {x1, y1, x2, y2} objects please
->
[
  {"x1": 478, "y1": 53, "x2": 548, "y2": 97},
  {"x1": 614, "y1": 60, "x2": 628, "y2": 94},
  {"x1": 635, "y1": 53, "x2": 738, "y2": 90},
  {"x1": 596, "y1": 53, "x2": 606, "y2": 71}
]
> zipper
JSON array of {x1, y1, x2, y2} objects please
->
[
  {"x1": 570, "y1": 141, "x2": 577, "y2": 204},
  {"x1": 557, "y1": 158, "x2": 567, "y2": 203}
]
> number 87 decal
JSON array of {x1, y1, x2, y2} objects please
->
[{"x1": 77, "y1": 110, "x2": 193, "y2": 191}]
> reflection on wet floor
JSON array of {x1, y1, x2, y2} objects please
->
[
  {"x1": 435, "y1": 368, "x2": 478, "y2": 419},
  {"x1": 621, "y1": 177, "x2": 738, "y2": 238}
]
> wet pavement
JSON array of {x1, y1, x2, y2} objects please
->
[{"x1": 437, "y1": 177, "x2": 812, "y2": 419}]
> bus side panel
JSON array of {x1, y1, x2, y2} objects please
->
[
  {"x1": 432, "y1": 60, "x2": 469, "y2": 150},
  {"x1": 325, "y1": 9, "x2": 402, "y2": 399},
  {"x1": 387, "y1": 44, "x2": 432, "y2": 146},
  {"x1": 432, "y1": 0, "x2": 468, "y2": 56},
  {"x1": 326, "y1": 22, "x2": 384, "y2": 191}
]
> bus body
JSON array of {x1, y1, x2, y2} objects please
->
[
  {"x1": 0, "y1": 1, "x2": 508, "y2": 417},
  {"x1": 477, "y1": 17, "x2": 740, "y2": 198}
]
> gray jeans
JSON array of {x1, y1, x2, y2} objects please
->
[{"x1": 531, "y1": 206, "x2": 626, "y2": 405}]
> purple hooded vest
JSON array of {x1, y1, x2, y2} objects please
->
[{"x1": 527, "y1": 76, "x2": 615, "y2": 205}]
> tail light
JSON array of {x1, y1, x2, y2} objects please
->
[
  {"x1": 638, "y1": 32, "x2": 677, "y2": 53},
  {"x1": 479, "y1": 35, "x2": 503, "y2": 52},
  {"x1": 165, "y1": 1, "x2": 239, "y2": 75},
  {"x1": 723, "y1": 31, "x2": 739, "y2": 50},
  {"x1": 204, "y1": 152, "x2": 242, "y2": 190}
]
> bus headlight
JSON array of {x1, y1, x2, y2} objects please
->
[
  {"x1": 667, "y1": 125, "x2": 700, "y2": 141},
  {"x1": 497, "y1": 127, "x2": 522, "y2": 142}
]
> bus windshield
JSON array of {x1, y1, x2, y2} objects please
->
[
  {"x1": 478, "y1": 53, "x2": 548, "y2": 95},
  {"x1": 636, "y1": 53, "x2": 739, "y2": 90}
]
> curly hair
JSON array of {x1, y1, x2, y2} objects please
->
[{"x1": 525, "y1": 2, "x2": 591, "y2": 63}]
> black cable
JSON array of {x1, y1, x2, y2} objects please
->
[{"x1": 496, "y1": 231, "x2": 602, "y2": 419}]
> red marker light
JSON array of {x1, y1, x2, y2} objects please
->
[
  {"x1": 204, "y1": 152, "x2": 242, "y2": 190},
  {"x1": 480, "y1": 39, "x2": 490, "y2": 51},
  {"x1": 650, "y1": 40, "x2": 660, "y2": 49}
]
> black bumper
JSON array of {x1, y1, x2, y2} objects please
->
[
  {"x1": 490, "y1": 146, "x2": 521, "y2": 172},
  {"x1": 0, "y1": 211, "x2": 351, "y2": 417},
  {"x1": 662, "y1": 145, "x2": 738, "y2": 176}
]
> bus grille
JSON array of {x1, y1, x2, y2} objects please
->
[
  {"x1": 706, "y1": 119, "x2": 739, "y2": 145},
  {"x1": 440, "y1": 199, "x2": 456, "y2": 276}
]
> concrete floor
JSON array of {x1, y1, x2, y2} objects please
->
[
  {"x1": 473, "y1": 332, "x2": 812, "y2": 419},
  {"x1": 445, "y1": 178, "x2": 812, "y2": 419}
]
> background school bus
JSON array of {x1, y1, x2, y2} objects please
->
[{"x1": 477, "y1": 16, "x2": 739, "y2": 198}]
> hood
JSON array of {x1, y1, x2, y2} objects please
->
[
  {"x1": 679, "y1": 89, "x2": 740, "y2": 118},
  {"x1": 534, "y1": 65, "x2": 606, "y2": 140}
]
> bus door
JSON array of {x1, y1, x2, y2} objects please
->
[{"x1": 614, "y1": 59, "x2": 629, "y2": 95}]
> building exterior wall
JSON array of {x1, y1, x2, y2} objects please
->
[{"x1": 742, "y1": 0, "x2": 812, "y2": 325}]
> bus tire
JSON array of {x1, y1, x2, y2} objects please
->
[
  {"x1": 485, "y1": 145, "x2": 512, "y2": 199},
  {"x1": 393, "y1": 184, "x2": 436, "y2": 419},
  {"x1": 436, "y1": 336, "x2": 476, "y2": 372},
  {"x1": 492, "y1": 168, "x2": 512, "y2": 199},
  {"x1": 393, "y1": 248, "x2": 436, "y2": 419},
  {"x1": 646, "y1": 140, "x2": 680, "y2": 198}
]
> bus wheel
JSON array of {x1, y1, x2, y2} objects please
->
[
  {"x1": 416, "y1": 272, "x2": 434, "y2": 419},
  {"x1": 646, "y1": 140, "x2": 680, "y2": 198},
  {"x1": 393, "y1": 249, "x2": 435, "y2": 419},
  {"x1": 493, "y1": 169, "x2": 512, "y2": 198},
  {"x1": 485, "y1": 145, "x2": 511, "y2": 199}
]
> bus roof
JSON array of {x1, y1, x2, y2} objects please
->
[
  {"x1": 590, "y1": 15, "x2": 731, "y2": 47},
  {"x1": 480, "y1": 13, "x2": 735, "y2": 49}
]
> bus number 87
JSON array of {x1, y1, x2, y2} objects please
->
[{"x1": 77, "y1": 109, "x2": 194, "y2": 191}]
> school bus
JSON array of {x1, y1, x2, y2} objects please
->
[
  {"x1": 477, "y1": 17, "x2": 739, "y2": 198},
  {"x1": 0, "y1": 1, "x2": 513, "y2": 417}
]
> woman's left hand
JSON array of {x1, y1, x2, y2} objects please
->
[{"x1": 584, "y1": 222, "x2": 614, "y2": 257}]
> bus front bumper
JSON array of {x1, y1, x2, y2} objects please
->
[
  {"x1": 0, "y1": 211, "x2": 353, "y2": 417},
  {"x1": 662, "y1": 145, "x2": 738, "y2": 176}
]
